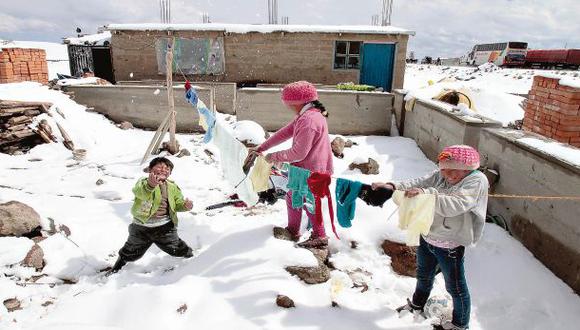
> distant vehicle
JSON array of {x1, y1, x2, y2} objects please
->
[
  {"x1": 525, "y1": 49, "x2": 580, "y2": 70},
  {"x1": 421, "y1": 56, "x2": 433, "y2": 64},
  {"x1": 466, "y1": 42, "x2": 528, "y2": 67}
]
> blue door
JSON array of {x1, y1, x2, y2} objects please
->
[{"x1": 360, "y1": 43, "x2": 396, "y2": 91}]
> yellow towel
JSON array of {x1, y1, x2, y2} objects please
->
[
  {"x1": 249, "y1": 156, "x2": 272, "y2": 193},
  {"x1": 393, "y1": 190, "x2": 436, "y2": 246}
]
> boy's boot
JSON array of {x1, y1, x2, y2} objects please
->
[{"x1": 105, "y1": 257, "x2": 127, "y2": 276}]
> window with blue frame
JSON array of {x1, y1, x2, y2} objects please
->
[{"x1": 334, "y1": 41, "x2": 362, "y2": 70}]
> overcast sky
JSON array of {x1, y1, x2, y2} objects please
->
[{"x1": 1, "y1": 0, "x2": 579, "y2": 58}]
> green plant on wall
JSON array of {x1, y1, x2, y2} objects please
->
[{"x1": 336, "y1": 82, "x2": 376, "y2": 91}]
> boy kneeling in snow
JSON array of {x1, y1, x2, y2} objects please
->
[
  {"x1": 108, "y1": 157, "x2": 194, "y2": 275},
  {"x1": 372, "y1": 145, "x2": 489, "y2": 330}
]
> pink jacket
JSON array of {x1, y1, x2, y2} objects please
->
[{"x1": 257, "y1": 108, "x2": 333, "y2": 174}]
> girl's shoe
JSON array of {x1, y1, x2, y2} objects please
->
[
  {"x1": 432, "y1": 320, "x2": 467, "y2": 330},
  {"x1": 396, "y1": 298, "x2": 426, "y2": 319},
  {"x1": 296, "y1": 236, "x2": 329, "y2": 249}
]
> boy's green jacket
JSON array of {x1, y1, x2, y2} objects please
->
[{"x1": 131, "y1": 178, "x2": 188, "y2": 225}]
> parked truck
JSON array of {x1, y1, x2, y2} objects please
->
[{"x1": 525, "y1": 49, "x2": 580, "y2": 70}]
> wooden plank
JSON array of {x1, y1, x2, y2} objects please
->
[
  {"x1": 166, "y1": 37, "x2": 178, "y2": 154},
  {"x1": 55, "y1": 122, "x2": 74, "y2": 150},
  {"x1": 0, "y1": 101, "x2": 52, "y2": 109},
  {"x1": 140, "y1": 111, "x2": 171, "y2": 165},
  {"x1": 7, "y1": 116, "x2": 32, "y2": 126}
]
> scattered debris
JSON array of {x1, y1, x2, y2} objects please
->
[
  {"x1": 21, "y1": 244, "x2": 44, "y2": 270},
  {"x1": 95, "y1": 179, "x2": 105, "y2": 186},
  {"x1": 331, "y1": 137, "x2": 357, "y2": 158},
  {"x1": 285, "y1": 264, "x2": 330, "y2": 284},
  {"x1": 117, "y1": 121, "x2": 134, "y2": 130},
  {"x1": 273, "y1": 226, "x2": 296, "y2": 242},
  {"x1": 348, "y1": 158, "x2": 380, "y2": 175},
  {"x1": 276, "y1": 295, "x2": 295, "y2": 308},
  {"x1": 58, "y1": 224, "x2": 71, "y2": 237},
  {"x1": 72, "y1": 149, "x2": 86, "y2": 161},
  {"x1": 41, "y1": 300, "x2": 54, "y2": 307},
  {"x1": 350, "y1": 241, "x2": 358, "y2": 249},
  {"x1": 3, "y1": 298, "x2": 22, "y2": 312},
  {"x1": 0, "y1": 201, "x2": 42, "y2": 237},
  {"x1": 381, "y1": 239, "x2": 417, "y2": 277},
  {"x1": 176, "y1": 304, "x2": 188, "y2": 314},
  {"x1": 176, "y1": 149, "x2": 191, "y2": 158}
]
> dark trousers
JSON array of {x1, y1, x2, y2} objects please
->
[
  {"x1": 118, "y1": 221, "x2": 193, "y2": 262},
  {"x1": 412, "y1": 237, "x2": 470, "y2": 328}
]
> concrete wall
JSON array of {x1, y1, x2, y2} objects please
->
[
  {"x1": 236, "y1": 88, "x2": 393, "y2": 135},
  {"x1": 63, "y1": 85, "x2": 214, "y2": 132},
  {"x1": 398, "y1": 94, "x2": 502, "y2": 160},
  {"x1": 109, "y1": 30, "x2": 409, "y2": 90},
  {"x1": 117, "y1": 81, "x2": 236, "y2": 114},
  {"x1": 478, "y1": 128, "x2": 580, "y2": 293}
]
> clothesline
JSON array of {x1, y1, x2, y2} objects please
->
[{"x1": 278, "y1": 162, "x2": 580, "y2": 202}]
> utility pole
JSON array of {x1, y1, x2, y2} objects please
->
[
  {"x1": 268, "y1": 0, "x2": 278, "y2": 24},
  {"x1": 160, "y1": 0, "x2": 171, "y2": 23},
  {"x1": 381, "y1": 0, "x2": 394, "y2": 26}
]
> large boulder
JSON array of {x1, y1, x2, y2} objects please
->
[
  {"x1": 0, "y1": 201, "x2": 41, "y2": 237},
  {"x1": 381, "y1": 239, "x2": 417, "y2": 277}
]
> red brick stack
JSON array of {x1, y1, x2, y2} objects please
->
[
  {"x1": 523, "y1": 75, "x2": 580, "y2": 147},
  {"x1": 0, "y1": 48, "x2": 49, "y2": 85}
]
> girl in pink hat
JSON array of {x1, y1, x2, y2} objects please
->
[
  {"x1": 254, "y1": 81, "x2": 333, "y2": 248},
  {"x1": 372, "y1": 145, "x2": 489, "y2": 330}
]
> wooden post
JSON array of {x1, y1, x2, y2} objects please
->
[{"x1": 166, "y1": 37, "x2": 178, "y2": 154}]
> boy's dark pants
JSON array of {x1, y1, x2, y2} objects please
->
[
  {"x1": 412, "y1": 236, "x2": 470, "y2": 328},
  {"x1": 114, "y1": 221, "x2": 193, "y2": 271}
]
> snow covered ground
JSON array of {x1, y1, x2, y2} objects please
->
[
  {"x1": 403, "y1": 64, "x2": 580, "y2": 126},
  {"x1": 1, "y1": 82, "x2": 579, "y2": 329},
  {"x1": 1, "y1": 40, "x2": 70, "y2": 79}
]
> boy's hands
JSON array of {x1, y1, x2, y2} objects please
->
[
  {"x1": 148, "y1": 171, "x2": 162, "y2": 187},
  {"x1": 371, "y1": 182, "x2": 395, "y2": 191},
  {"x1": 184, "y1": 198, "x2": 193, "y2": 210},
  {"x1": 404, "y1": 188, "x2": 423, "y2": 198}
]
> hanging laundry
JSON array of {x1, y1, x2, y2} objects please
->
[
  {"x1": 185, "y1": 84, "x2": 215, "y2": 143},
  {"x1": 358, "y1": 184, "x2": 393, "y2": 207},
  {"x1": 212, "y1": 118, "x2": 259, "y2": 206},
  {"x1": 307, "y1": 172, "x2": 339, "y2": 239},
  {"x1": 249, "y1": 156, "x2": 272, "y2": 193},
  {"x1": 286, "y1": 164, "x2": 315, "y2": 212},
  {"x1": 392, "y1": 190, "x2": 436, "y2": 246},
  {"x1": 335, "y1": 178, "x2": 363, "y2": 228}
]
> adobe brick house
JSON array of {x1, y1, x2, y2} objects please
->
[{"x1": 106, "y1": 23, "x2": 414, "y2": 91}]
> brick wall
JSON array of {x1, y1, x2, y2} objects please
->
[
  {"x1": 0, "y1": 48, "x2": 49, "y2": 84},
  {"x1": 110, "y1": 30, "x2": 408, "y2": 90},
  {"x1": 523, "y1": 75, "x2": 580, "y2": 147}
]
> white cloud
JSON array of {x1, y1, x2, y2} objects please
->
[{"x1": 0, "y1": 0, "x2": 578, "y2": 59}]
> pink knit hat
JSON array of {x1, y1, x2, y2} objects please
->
[
  {"x1": 437, "y1": 145, "x2": 480, "y2": 170},
  {"x1": 281, "y1": 81, "x2": 318, "y2": 106}
]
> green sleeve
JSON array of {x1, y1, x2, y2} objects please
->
[
  {"x1": 173, "y1": 184, "x2": 188, "y2": 212},
  {"x1": 133, "y1": 178, "x2": 155, "y2": 200}
]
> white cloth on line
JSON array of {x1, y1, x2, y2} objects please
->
[{"x1": 212, "y1": 118, "x2": 259, "y2": 206}]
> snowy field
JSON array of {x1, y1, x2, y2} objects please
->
[
  {"x1": 403, "y1": 64, "x2": 580, "y2": 126},
  {"x1": 1, "y1": 82, "x2": 579, "y2": 329}
]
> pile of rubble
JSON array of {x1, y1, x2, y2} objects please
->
[{"x1": 0, "y1": 99, "x2": 74, "y2": 155}]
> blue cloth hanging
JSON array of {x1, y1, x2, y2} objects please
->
[
  {"x1": 335, "y1": 178, "x2": 363, "y2": 228},
  {"x1": 185, "y1": 87, "x2": 215, "y2": 143}
]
